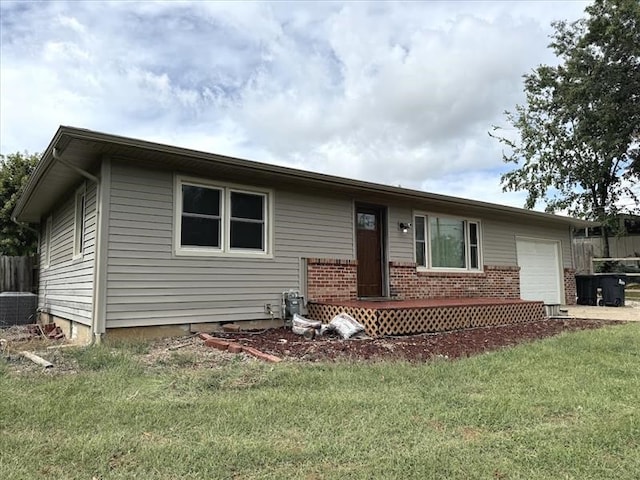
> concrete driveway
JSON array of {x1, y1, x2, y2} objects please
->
[{"x1": 565, "y1": 301, "x2": 640, "y2": 321}]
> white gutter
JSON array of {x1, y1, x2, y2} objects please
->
[
  {"x1": 10, "y1": 216, "x2": 40, "y2": 236},
  {"x1": 14, "y1": 126, "x2": 596, "y2": 229},
  {"x1": 51, "y1": 148, "x2": 103, "y2": 345}
]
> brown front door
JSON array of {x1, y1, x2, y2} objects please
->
[{"x1": 356, "y1": 205, "x2": 384, "y2": 297}]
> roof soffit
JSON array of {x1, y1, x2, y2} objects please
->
[{"x1": 14, "y1": 126, "x2": 595, "y2": 228}]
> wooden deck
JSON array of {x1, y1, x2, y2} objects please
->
[{"x1": 307, "y1": 297, "x2": 546, "y2": 338}]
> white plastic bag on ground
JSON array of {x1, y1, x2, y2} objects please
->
[
  {"x1": 319, "y1": 324, "x2": 334, "y2": 336},
  {"x1": 292, "y1": 314, "x2": 321, "y2": 336},
  {"x1": 329, "y1": 313, "x2": 365, "y2": 339}
]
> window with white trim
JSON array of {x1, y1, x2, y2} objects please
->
[
  {"x1": 413, "y1": 214, "x2": 481, "y2": 271},
  {"x1": 180, "y1": 184, "x2": 222, "y2": 248},
  {"x1": 229, "y1": 191, "x2": 266, "y2": 251},
  {"x1": 176, "y1": 178, "x2": 270, "y2": 256},
  {"x1": 73, "y1": 186, "x2": 86, "y2": 258}
]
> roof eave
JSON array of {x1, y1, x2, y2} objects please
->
[
  {"x1": 14, "y1": 125, "x2": 597, "y2": 228},
  {"x1": 11, "y1": 127, "x2": 67, "y2": 223}
]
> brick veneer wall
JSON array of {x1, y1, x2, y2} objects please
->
[
  {"x1": 389, "y1": 262, "x2": 521, "y2": 300},
  {"x1": 306, "y1": 258, "x2": 358, "y2": 302},
  {"x1": 564, "y1": 268, "x2": 577, "y2": 305},
  {"x1": 306, "y1": 258, "x2": 574, "y2": 304}
]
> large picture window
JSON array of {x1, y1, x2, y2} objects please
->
[
  {"x1": 176, "y1": 177, "x2": 271, "y2": 256},
  {"x1": 414, "y1": 214, "x2": 481, "y2": 271}
]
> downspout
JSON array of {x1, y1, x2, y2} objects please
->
[
  {"x1": 52, "y1": 148, "x2": 103, "y2": 345},
  {"x1": 10, "y1": 216, "x2": 40, "y2": 236}
]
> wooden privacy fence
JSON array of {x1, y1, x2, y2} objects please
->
[
  {"x1": 573, "y1": 236, "x2": 640, "y2": 274},
  {"x1": 573, "y1": 240, "x2": 597, "y2": 274},
  {"x1": 0, "y1": 256, "x2": 37, "y2": 293}
]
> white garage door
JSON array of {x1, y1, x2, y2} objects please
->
[{"x1": 516, "y1": 239, "x2": 562, "y2": 304}]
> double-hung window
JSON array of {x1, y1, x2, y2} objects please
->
[
  {"x1": 229, "y1": 191, "x2": 266, "y2": 251},
  {"x1": 413, "y1": 213, "x2": 481, "y2": 271},
  {"x1": 180, "y1": 184, "x2": 222, "y2": 249},
  {"x1": 176, "y1": 177, "x2": 271, "y2": 256}
]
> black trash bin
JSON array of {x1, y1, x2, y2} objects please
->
[
  {"x1": 576, "y1": 275, "x2": 598, "y2": 305},
  {"x1": 597, "y1": 274, "x2": 627, "y2": 307}
]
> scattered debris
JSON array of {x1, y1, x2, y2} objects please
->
[
  {"x1": 214, "y1": 319, "x2": 624, "y2": 362},
  {"x1": 241, "y1": 345, "x2": 282, "y2": 363},
  {"x1": 302, "y1": 328, "x2": 316, "y2": 340},
  {"x1": 1, "y1": 319, "x2": 626, "y2": 376},
  {"x1": 0, "y1": 323, "x2": 66, "y2": 372},
  {"x1": 198, "y1": 332, "x2": 281, "y2": 363},
  {"x1": 20, "y1": 350, "x2": 54, "y2": 369},
  {"x1": 43, "y1": 323, "x2": 65, "y2": 340},
  {"x1": 0, "y1": 323, "x2": 66, "y2": 344},
  {"x1": 329, "y1": 313, "x2": 366, "y2": 339},
  {"x1": 292, "y1": 314, "x2": 321, "y2": 338},
  {"x1": 291, "y1": 313, "x2": 367, "y2": 340},
  {"x1": 222, "y1": 324, "x2": 241, "y2": 332},
  {"x1": 167, "y1": 340, "x2": 196, "y2": 351}
]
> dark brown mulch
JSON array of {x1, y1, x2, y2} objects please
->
[{"x1": 216, "y1": 319, "x2": 625, "y2": 362}]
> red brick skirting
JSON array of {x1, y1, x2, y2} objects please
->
[
  {"x1": 307, "y1": 258, "x2": 358, "y2": 302},
  {"x1": 564, "y1": 268, "x2": 577, "y2": 305},
  {"x1": 389, "y1": 263, "x2": 520, "y2": 300},
  {"x1": 306, "y1": 259, "x2": 523, "y2": 302}
]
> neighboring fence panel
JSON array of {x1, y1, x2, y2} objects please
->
[
  {"x1": 573, "y1": 239, "x2": 599, "y2": 274},
  {"x1": 0, "y1": 256, "x2": 37, "y2": 293},
  {"x1": 573, "y1": 235, "x2": 640, "y2": 274},
  {"x1": 611, "y1": 235, "x2": 640, "y2": 258}
]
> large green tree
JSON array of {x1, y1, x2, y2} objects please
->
[
  {"x1": 491, "y1": 0, "x2": 640, "y2": 257},
  {"x1": 0, "y1": 152, "x2": 40, "y2": 256}
]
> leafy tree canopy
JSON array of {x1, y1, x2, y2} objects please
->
[
  {"x1": 0, "y1": 152, "x2": 40, "y2": 256},
  {"x1": 491, "y1": 0, "x2": 640, "y2": 252}
]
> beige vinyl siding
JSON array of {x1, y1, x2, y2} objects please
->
[
  {"x1": 105, "y1": 160, "x2": 574, "y2": 328},
  {"x1": 483, "y1": 217, "x2": 572, "y2": 268},
  {"x1": 105, "y1": 162, "x2": 354, "y2": 328},
  {"x1": 39, "y1": 182, "x2": 96, "y2": 325},
  {"x1": 387, "y1": 206, "x2": 414, "y2": 261},
  {"x1": 386, "y1": 206, "x2": 572, "y2": 268},
  {"x1": 275, "y1": 192, "x2": 354, "y2": 257}
]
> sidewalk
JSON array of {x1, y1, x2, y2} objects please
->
[{"x1": 565, "y1": 301, "x2": 640, "y2": 321}]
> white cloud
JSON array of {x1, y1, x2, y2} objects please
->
[
  {"x1": 0, "y1": 0, "x2": 592, "y2": 211},
  {"x1": 420, "y1": 170, "x2": 530, "y2": 209},
  {"x1": 56, "y1": 14, "x2": 87, "y2": 34}
]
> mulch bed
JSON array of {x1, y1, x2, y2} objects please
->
[{"x1": 216, "y1": 318, "x2": 625, "y2": 362}]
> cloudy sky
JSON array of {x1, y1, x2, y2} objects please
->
[{"x1": 1, "y1": 0, "x2": 601, "y2": 209}]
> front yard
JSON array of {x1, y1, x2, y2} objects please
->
[{"x1": 1, "y1": 322, "x2": 639, "y2": 479}]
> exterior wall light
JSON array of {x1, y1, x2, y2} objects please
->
[{"x1": 399, "y1": 222, "x2": 412, "y2": 233}]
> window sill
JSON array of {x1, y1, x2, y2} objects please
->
[
  {"x1": 416, "y1": 267, "x2": 485, "y2": 276},
  {"x1": 174, "y1": 248, "x2": 274, "y2": 259}
]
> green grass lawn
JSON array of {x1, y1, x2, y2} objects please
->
[
  {"x1": 626, "y1": 283, "x2": 640, "y2": 301},
  {"x1": 1, "y1": 324, "x2": 639, "y2": 479}
]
